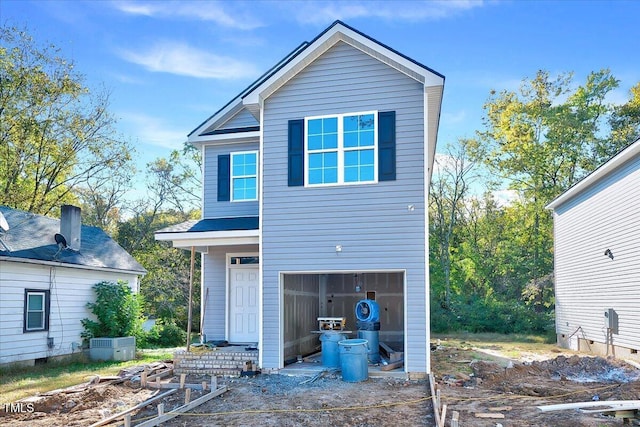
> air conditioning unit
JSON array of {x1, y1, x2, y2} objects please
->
[{"x1": 89, "y1": 336, "x2": 136, "y2": 361}]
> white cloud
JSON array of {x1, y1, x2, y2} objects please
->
[
  {"x1": 122, "y1": 113, "x2": 188, "y2": 149},
  {"x1": 285, "y1": 0, "x2": 485, "y2": 25},
  {"x1": 111, "y1": 1, "x2": 263, "y2": 30},
  {"x1": 118, "y1": 42, "x2": 259, "y2": 79}
]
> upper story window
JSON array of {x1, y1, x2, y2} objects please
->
[
  {"x1": 24, "y1": 289, "x2": 50, "y2": 332},
  {"x1": 305, "y1": 111, "x2": 377, "y2": 186},
  {"x1": 231, "y1": 151, "x2": 258, "y2": 201}
]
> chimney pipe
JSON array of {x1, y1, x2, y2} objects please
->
[{"x1": 60, "y1": 205, "x2": 81, "y2": 251}]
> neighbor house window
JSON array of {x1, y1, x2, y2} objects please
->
[
  {"x1": 231, "y1": 151, "x2": 258, "y2": 201},
  {"x1": 24, "y1": 290, "x2": 50, "y2": 332},
  {"x1": 305, "y1": 111, "x2": 377, "y2": 186}
]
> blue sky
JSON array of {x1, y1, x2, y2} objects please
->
[{"x1": 3, "y1": 0, "x2": 640, "y2": 185}]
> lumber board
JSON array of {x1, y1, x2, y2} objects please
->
[
  {"x1": 475, "y1": 413, "x2": 505, "y2": 419},
  {"x1": 537, "y1": 400, "x2": 640, "y2": 412},
  {"x1": 88, "y1": 389, "x2": 178, "y2": 427},
  {"x1": 134, "y1": 386, "x2": 228, "y2": 427},
  {"x1": 429, "y1": 373, "x2": 441, "y2": 427},
  {"x1": 380, "y1": 359, "x2": 404, "y2": 371},
  {"x1": 146, "y1": 382, "x2": 209, "y2": 390},
  {"x1": 379, "y1": 342, "x2": 403, "y2": 362},
  {"x1": 581, "y1": 405, "x2": 640, "y2": 414}
]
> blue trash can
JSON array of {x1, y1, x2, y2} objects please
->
[
  {"x1": 338, "y1": 339, "x2": 369, "y2": 382},
  {"x1": 319, "y1": 331, "x2": 347, "y2": 368},
  {"x1": 357, "y1": 330, "x2": 380, "y2": 363}
]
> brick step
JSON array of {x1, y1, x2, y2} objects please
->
[{"x1": 174, "y1": 349, "x2": 258, "y2": 376}]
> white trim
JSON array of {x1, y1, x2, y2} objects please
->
[
  {"x1": 226, "y1": 252, "x2": 260, "y2": 343},
  {"x1": 258, "y1": 97, "x2": 265, "y2": 369},
  {"x1": 188, "y1": 98, "x2": 244, "y2": 142},
  {"x1": 25, "y1": 290, "x2": 47, "y2": 331},
  {"x1": 230, "y1": 150, "x2": 259, "y2": 202},
  {"x1": 546, "y1": 137, "x2": 640, "y2": 209},
  {"x1": 304, "y1": 111, "x2": 378, "y2": 187},
  {"x1": 156, "y1": 229, "x2": 259, "y2": 242},
  {"x1": 423, "y1": 87, "x2": 431, "y2": 374}
]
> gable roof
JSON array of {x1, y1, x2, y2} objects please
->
[
  {"x1": 546, "y1": 137, "x2": 640, "y2": 210},
  {"x1": 0, "y1": 206, "x2": 146, "y2": 274},
  {"x1": 188, "y1": 20, "x2": 445, "y2": 143}
]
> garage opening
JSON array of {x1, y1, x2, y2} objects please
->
[{"x1": 283, "y1": 272, "x2": 404, "y2": 365}]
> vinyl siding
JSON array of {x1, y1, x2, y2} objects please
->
[
  {"x1": 553, "y1": 155, "x2": 640, "y2": 351},
  {"x1": 219, "y1": 108, "x2": 259, "y2": 129},
  {"x1": 260, "y1": 41, "x2": 428, "y2": 371},
  {"x1": 0, "y1": 261, "x2": 138, "y2": 365},
  {"x1": 203, "y1": 142, "x2": 259, "y2": 218}
]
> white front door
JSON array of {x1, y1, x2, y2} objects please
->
[{"x1": 229, "y1": 266, "x2": 259, "y2": 343}]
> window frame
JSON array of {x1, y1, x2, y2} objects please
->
[
  {"x1": 23, "y1": 289, "x2": 50, "y2": 333},
  {"x1": 230, "y1": 150, "x2": 259, "y2": 202},
  {"x1": 304, "y1": 111, "x2": 378, "y2": 187}
]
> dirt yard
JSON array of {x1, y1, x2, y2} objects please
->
[{"x1": 2, "y1": 342, "x2": 640, "y2": 426}]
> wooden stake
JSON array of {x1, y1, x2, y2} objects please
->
[
  {"x1": 429, "y1": 373, "x2": 441, "y2": 427},
  {"x1": 180, "y1": 374, "x2": 186, "y2": 389},
  {"x1": 157, "y1": 403, "x2": 164, "y2": 416},
  {"x1": 440, "y1": 404, "x2": 447, "y2": 427},
  {"x1": 186, "y1": 246, "x2": 195, "y2": 351},
  {"x1": 202, "y1": 381, "x2": 207, "y2": 392},
  {"x1": 184, "y1": 388, "x2": 191, "y2": 404},
  {"x1": 451, "y1": 411, "x2": 460, "y2": 427},
  {"x1": 211, "y1": 375, "x2": 217, "y2": 390},
  {"x1": 141, "y1": 371, "x2": 147, "y2": 387},
  {"x1": 124, "y1": 414, "x2": 131, "y2": 427}
]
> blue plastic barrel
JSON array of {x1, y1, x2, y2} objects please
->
[
  {"x1": 355, "y1": 299, "x2": 380, "y2": 322},
  {"x1": 357, "y1": 330, "x2": 380, "y2": 363},
  {"x1": 319, "y1": 332, "x2": 347, "y2": 368},
  {"x1": 338, "y1": 339, "x2": 369, "y2": 382}
]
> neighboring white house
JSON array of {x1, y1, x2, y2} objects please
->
[
  {"x1": 546, "y1": 137, "x2": 640, "y2": 361},
  {"x1": 0, "y1": 205, "x2": 146, "y2": 366},
  {"x1": 156, "y1": 21, "x2": 445, "y2": 376}
]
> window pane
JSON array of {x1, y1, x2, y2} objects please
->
[
  {"x1": 308, "y1": 119, "x2": 322, "y2": 135},
  {"x1": 343, "y1": 115, "x2": 358, "y2": 132},
  {"x1": 28, "y1": 294, "x2": 43, "y2": 311},
  {"x1": 323, "y1": 133, "x2": 338, "y2": 149},
  {"x1": 325, "y1": 167, "x2": 338, "y2": 183},
  {"x1": 27, "y1": 312, "x2": 43, "y2": 330},
  {"x1": 359, "y1": 114, "x2": 375, "y2": 130},
  {"x1": 345, "y1": 166, "x2": 359, "y2": 182},
  {"x1": 308, "y1": 135, "x2": 323, "y2": 150},
  {"x1": 361, "y1": 165, "x2": 375, "y2": 181},
  {"x1": 309, "y1": 153, "x2": 323, "y2": 169},
  {"x1": 323, "y1": 117, "x2": 338, "y2": 133},
  {"x1": 361, "y1": 149, "x2": 375, "y2": 165},
  {"x1": 309, "y1": 169, "x2": 322, "y2": 184},
  {"x1": 325, "y1": 152, "x2": 337, "y2": 168},
  {"x1": 344, "y1": 151, "x2": 359, "y2": 167},
  {"x1": 344, "y1": 132, "x2": 358, "y2": 148},
  {"x1": 360, "y1": 130, "x2": 374, "y2": 146}
]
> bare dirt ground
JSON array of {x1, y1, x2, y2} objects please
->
[{"x1": 2, "y1": 343, "x2": 640, "y2": 426}]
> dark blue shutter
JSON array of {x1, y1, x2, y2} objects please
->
[
  {"x1": 288, "y1": 119, "x2": 304, "y2": 186},
  {"x1": 378, "y1": 111, "x2": 396, "y2": 181},
  {"x1": 217, "y1": 154, "x2": 231, "y2": 201}
]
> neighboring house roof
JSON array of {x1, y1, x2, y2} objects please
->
[
  {"x1": 0, "y1": 206, "x2": 146, "y2": 274},
  {"x1": 547, "y1": 137, "x2": 640, "y2": 210}
]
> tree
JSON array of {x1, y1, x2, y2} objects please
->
[
  {"x1": 609, "y1": 82, "x2": 640, "y2": 149},
  {"x1": 0, "y1": 26, "x2": 133, "y2": 215},
  {"x1": 429, "y1": 139, "x2": 477, "y2": 308}
]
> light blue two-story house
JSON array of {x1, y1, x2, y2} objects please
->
[{"x1": 156, "y1": 21, "x2": 444, "y2": 376}]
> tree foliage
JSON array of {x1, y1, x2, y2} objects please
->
[{"x1": 0, "y1": 26, "x2": 133, "y2": 215}]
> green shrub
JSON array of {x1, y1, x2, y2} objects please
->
[
  {"x1": 81, "y1": 281, "x2": 146, "y2": 344},
  {"x1": 145, "y1": 321, "x2": 186, "y2": 348}
]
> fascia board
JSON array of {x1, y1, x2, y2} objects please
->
[
  {"x1": 546, "y1": 137, "x2": 640, "y2": 210},
  {"x1": 189, "y1": 98, "x2": 244, "y2": 138}
]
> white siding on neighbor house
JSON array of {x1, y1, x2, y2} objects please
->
[
  {"x1": 261, "y1": 42, "x2": 428, "y2": 371},
  {"x1": 554, "y1": 155, "x2": 640, "y2": 351},
  {"x1": 203, "y1": 142, "x2": 259, "y2": 218},
  {"x1": 201, "y1": 245, "x2": 258, "y2": 342},
  {"x1": 0, "y1": 261, "x2": 138, "y2": 365}
]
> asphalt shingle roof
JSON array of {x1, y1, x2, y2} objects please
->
[
  {"x1": 0, "y1": 206, "x2": 146, "y2": 274},
  {"x1": 155, "y1": 216, "x2": 259, "y2": 234}
]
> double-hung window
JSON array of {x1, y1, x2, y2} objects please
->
[
  {"x1": 230, "y1": 151, "x2": 258, "y2": 201},
  {"x1": 305, "y1": 111, "x2": 377, "y2": 186},
  {"x1": 24, "y1": 290, "x2": 50, "y2": 332}
]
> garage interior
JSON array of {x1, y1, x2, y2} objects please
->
[{"x1": 283, "y1": 272, "x2": 404, "y2": 364}]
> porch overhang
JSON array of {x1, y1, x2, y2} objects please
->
[{"x1": 154, "y1": 216, "x2": 259, "y2": 250}]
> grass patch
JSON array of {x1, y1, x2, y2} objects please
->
[{"x1": 0, "y1": 349, "x2": 173, "y2": 403}]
